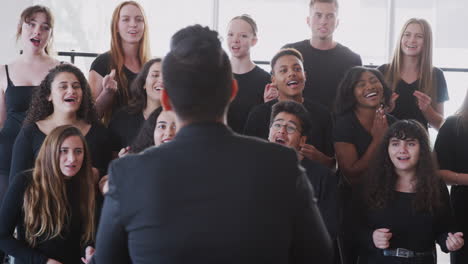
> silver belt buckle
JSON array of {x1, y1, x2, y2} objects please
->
[{"x1": 396, "y1": 248, "x2": 412, "y2": 258}]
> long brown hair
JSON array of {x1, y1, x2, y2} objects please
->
[
  {"x1": 384, "y1": 18, "x2": 438, "y2": 102},
  {"x1": 23, "y1": 125, "x2": 96, "y2": 247},
  {"x1": 365, "y1": 120, "x2": 442, "y2": 213},
  {"x1": 16, "y1": 5, "x2": 55, "y2": 55},
  {"x1": 107, "y1": 1, "x2": 151, "y2": 121}
]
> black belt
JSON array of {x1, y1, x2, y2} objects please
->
[{"x1": 383, "y1": 248, "x2": 433, "y2": 258}]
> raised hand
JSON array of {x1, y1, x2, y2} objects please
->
[
  {"x1": 413, "y1": 90, "x2": 432, "y2": 112},
  {"x1": 371, "y1": 107, "x2": 388, "y2": 140},
  {"x1": 118, "y1": 146, "x2": 131, "y2": 158},
  {"x1": 372, "y1": 228, "x2": 392, "y2": 249},
  {"x1": 102, "y1": 69, "x2": 118, "y2": 94},
  {"x1": 263, "y1": 83, "x2": 279, "y2": 103},
  {"x1": 81, "y1": 246, "x2": 95, "y2": 263},
  {"x1": 446, "y1": 232, "x2": 464, "y2": 252}
]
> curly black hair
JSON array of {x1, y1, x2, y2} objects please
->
[
  {"x1": 365, "y1": 120, "x2": 442, "y2": 213},
  {"x1": 334, "y1": 66, "x2": 392, "y2": 116},
  {"x1": 24, "y1": 64, "x2": 98, "y2": 125}
]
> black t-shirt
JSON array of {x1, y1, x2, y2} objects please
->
[
  {"x1": 10, "y1": 122, "x2": 113, "y2": 179},
  {"x1": 108, "y1": 107, "x2": 145, "y2": 151},
  {"x1": 228, "y1": 66, "x2": 270, "y2": 134},
  {"x1": 0, "y1": 171, "x2": 85, "y2": 264},
  {"x1": 244, "y1": 98, "x2": 334, "y2": 157},
  {"x1": 355, "y1": 184, "x2": 453, "y2": 263},
  {"x1": 333, "y1": 111, "x2": 397, "y2": 158},
  {"x1": 301, "y1": 158, "x2": 338, "y2": 239},
  {"x1": 90, "y1": 52, "x2": 138, "y2": 113},
  {"x1": 283, "y1": 40, "x2": 362, "y2": 111},
  {"x1": 377, "y1": 64, "x2": 449, "y2": 129},
  {"x1": 435, "y1": 116, "x2": 468, "y2": 235}
]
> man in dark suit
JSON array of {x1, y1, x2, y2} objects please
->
[{"x1": 91, "y1": 25, "x2": 333, "y2": 264}]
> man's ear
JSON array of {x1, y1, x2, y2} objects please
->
[
  {"x1": 161, "y1": 89, "x2": 173, "y2": 111},
  {"x1": 229, "y1": 79, "x2": 238, "y2": 102}
]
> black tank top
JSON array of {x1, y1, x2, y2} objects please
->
[{"x1": 0, "y1": 65, "x2": 35, "y2": 175}]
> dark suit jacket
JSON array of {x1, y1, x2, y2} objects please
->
[{"x1": 91, "y1": 122, "x2": 333, "y2": 264}]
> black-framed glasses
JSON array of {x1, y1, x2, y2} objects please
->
[{"x1": 271, "y1": 122, "x2": 299, "y2": 134}]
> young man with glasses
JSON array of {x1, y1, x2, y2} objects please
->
[{"x1": 268, "y1": 100, "x2": 338, "y2": 250}]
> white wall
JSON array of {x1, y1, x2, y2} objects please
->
[{"x1": 0, "y1": 0, "x2": 34, "y2": 63}]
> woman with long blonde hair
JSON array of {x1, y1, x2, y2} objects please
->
[
  {"x1": 378, "y1": 18, "x2": 448, "y2": 130},
  {"x1": 0, "y1": 125, "x2": 97, "y2": 264},
  {"x1": 435, "y1": 90, "x2": 468, "y2": 263},
  {"x1": 89, "y1": 1, "x2": 151, "y2": 124}
]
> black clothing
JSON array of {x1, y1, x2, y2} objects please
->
[
  {"x1": 244, "y1": 98, "x2": 334, "y2": 157},
  {"x1": 333, "y1": 111, "x2": 397, "y2": 264},
  {"x1": 435, "y1": 116, "x2": 468, "y2": 263},
  {"x1": 0, "y1": 171, "x2": 85, "y2": 264},
  {"x1": 0, "y1": 65, "x2": 34, "y2": 177},
  {"x1": 333, "y1": 111, "x2": 397, "y2": 161},
  {"x1": 355, "y1": 185, "x2": 453, "y2": 264},
  {"x1": 90, "y1": 52, "x2": 138, "y2": 115},
  {"x1": 108, "y1": 107, "x2": 145, "y2": 151},
  {"x1": 283, "y1": 40, "x2": 362, "y2": 111},
  {"x1": 377, "y1": 65, "x2": 448, "y2": 129},
  {"x1": 91, "y1": 122, "x2": 333, "y2": 264},
  {"x1": 301, "y1": 158, "x2": 338, "y2": 239},
  {"x1": 10, "y1": 122, "x2": 112, "y2": 180},
  {"x1": 228, "y1": 66, "x2": 270, "y2": 134}
]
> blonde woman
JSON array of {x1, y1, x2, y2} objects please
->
[{"x1": 378, "y1": 18, "x2": 448, "y2": 130}]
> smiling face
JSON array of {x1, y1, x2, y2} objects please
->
[
  {"x1": 400, "y1": 23, "x2": 424, "y2": 57},
  {"x1": 21, "y1": 12, "x2": 52, "y2": 53},
  {"x1": 59, "y1": 135, "x2": 84, "y2": 177},
  {"x1": 48, "y1": 72, "x2": 83, "y2": 114},
  {"x1": 153, "y1": 110, "x2": 176, "y2": 147},
  {"x1": 144, "y1": 61, "x2": 163, "y2": 105},
  {"x1": 117, "y1": 4, "x2": 145, "y2": 44},
  {"x1": 388, "y1": 137, "x2": 420, "y2": 175},
  {"x1": 353, "y1": 71, "x2": 384, "y2": 109},
  {"x1": 268, "y1": 112, "x2": 306, "y2": 151},
  {"x1": 226, "y1": 18, "x2": 257, "y2": 59},
  {"x1": 272, "y1": 55, "x2": 306, "y2": 100},
  {"x1": 307, "y1": 2, "x2": 339, "y2": 41}
]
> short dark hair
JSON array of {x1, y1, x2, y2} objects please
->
[
  {"x1": 309, "y1": 0, "x2": 339, "y2": 10},
  {"x1": 270, "y1": 48, "x2": 304, "y2": 73},
  {"x1": 270, "y1": 101, "x2": 311, "y2": 136},
  {"x1": 162, "y1": 25, "x2": 232, "y2": 122},
  {"x1": 129, "y1": 107, "x2": 163, "y2": 153},
  {"x1": 334, "y1": 66, "x2": 392, "y2": 116},
  {"x1": 128, "y1": 58, "x2": 162, "y2": 114}
]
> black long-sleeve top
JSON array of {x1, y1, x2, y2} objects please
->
[
  {"x1": 9, "y1": 122, "x2": 113, "y2": 181},
  {"x1": 355, "y1": 183, "x2": 454, "y2": 263},
  {"x1": 0, "y1": 171, "x2": 85, "y2": 264}
]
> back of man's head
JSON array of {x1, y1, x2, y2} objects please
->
[{"x1": 163, "y1": 25, "x2": 233, "y2": 122}]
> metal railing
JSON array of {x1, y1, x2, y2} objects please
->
[{"x1": 58, "y1": 51, "x2": 468, "y2": 73}]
